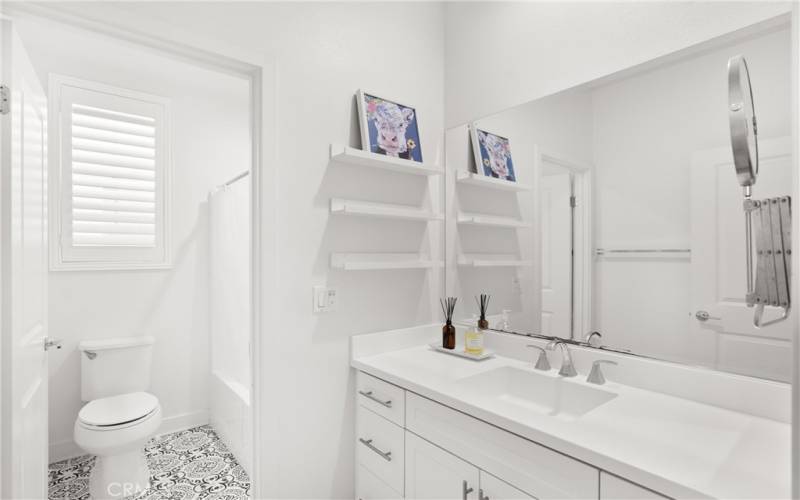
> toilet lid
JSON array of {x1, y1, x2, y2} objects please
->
[{"x1": 79, "y1": 392, "x2": 159, "y2": 427}]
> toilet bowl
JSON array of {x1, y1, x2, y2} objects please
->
[{"x1": 74, "y1": 391, "x2": 162, "y2": 499}]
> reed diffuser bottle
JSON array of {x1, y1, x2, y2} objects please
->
[
  {"x1": 465, "y1": 294, "x2": 490, "y2": 356},
  {"x1": 440, "y1": 297, "x2": 457, "y2": 350}
]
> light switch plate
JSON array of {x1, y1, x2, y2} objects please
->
[{"x1": 313, "y1": 285, "x2": 338, "y2": 313}]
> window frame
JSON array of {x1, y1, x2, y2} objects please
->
[{"x1": 48, "y1": 74, "x2": 172, "y2": 271}]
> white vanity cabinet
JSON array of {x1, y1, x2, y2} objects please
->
[{"x1": 355, "y1": 370, "x2": 667, "y2": 500}]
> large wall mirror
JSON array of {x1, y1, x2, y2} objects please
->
[{"x1": 444, "y1": 16, "x2": 792, "y2": 382}]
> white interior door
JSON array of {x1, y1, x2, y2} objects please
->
[
  {"x1": 690, "y1": 136, "x2": 792, "y2": 381},
  {"x1": 1, "y1": 19, "x2": 49, "y2": 498},
  {"x1": 540, "y1": 170, "x2": 572, "y2": 337}
]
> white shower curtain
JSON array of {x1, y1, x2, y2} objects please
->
[{"x1": 209, "y1": 173, "x2": 252, "y2": 474}]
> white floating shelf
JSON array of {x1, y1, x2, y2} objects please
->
[
  {"x1": 330, "y1": 253, "x2": 442, "y2": 271},
  {"x1": 458, "y1": 254, "x2": 533, "y2": 267},
  {"x1": 457, "y1": 213, "x2": 530, "y2": 228},
  {"x1": 329, "y1": 144, "x2": 442, "y2": 176},
  {"x1": 330, "y1": 198, "x2": 442, "y2": 222},
  {"x1": 456, "y1": 171, "x2": 532, "y2": 192}
]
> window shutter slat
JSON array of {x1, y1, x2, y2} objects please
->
[
  {"x1": 72, "y1": 125, "x2": 155, "y2": 149},
  {"x1": 73, "y1": 220, "x2": 155, "y2": 235},
  {"x1": 72, "y1": 150, "x2": 155, "y2": 171},
  {"x1": 72, "y1": 173, "x2": 155, "y2": 192},
  {"x1": 73, "y1": 209, "x2": 155, "y2": 224},
  {"x1": 72, "y1": 233, "x2": 156, "y2": 246},
  {"x1": 72, "y1": 197, "x2": 155, "y2": 214},
  {"x1": 72, "y1": 137, "x2": 156, "y2": 160},
  {"x1": 72, "y1": 113, "x2": 155, "y2": 137},
  {"x1": 72, "y1": 103, "x2": 155, "y2": 126},
  {"x1": 72, "y1": 162, "x2": 155, "y2": 181}
]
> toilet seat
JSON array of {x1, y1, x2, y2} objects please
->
[{"x1": 79, "y1": 392, "x2": 159, "y2": 430}]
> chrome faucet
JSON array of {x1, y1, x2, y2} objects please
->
[
  {"x1": 587, "y1": 360, "x2": 618, "y2": 385},
  {"x1": 526, "y1": 345, "x2": 551, "y2": 371},
  {"x1": 546, "y1": 340, "x2": 577, "y2": 377}
]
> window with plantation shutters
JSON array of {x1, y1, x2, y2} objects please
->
[{"x1": 50, "y1": 75, "x2": 171, "y2": 270}]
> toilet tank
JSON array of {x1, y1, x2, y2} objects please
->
[{"x1": 78, "y1": 336, "x2": 155, "y2": 401}]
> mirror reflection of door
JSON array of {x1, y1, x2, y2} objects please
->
[
  {"x1": 690, "y1": 136, "x2": 793, "y2": 381},
  {"x1": 540, "y1": 166, "x2": 573, "y2": 338}
]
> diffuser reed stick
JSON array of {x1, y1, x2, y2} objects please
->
[{"x1": 476, "y1": 294, "x2": 490, "y2": 330}]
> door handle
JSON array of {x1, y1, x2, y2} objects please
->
[
  {"x1": 695, "y1": 310, "x2": 721, "y2": 322},
  {"x1": 479, "y1": 488, "x2": 489, "y2": 500},
  {"x1": 44, "y1": 337, "x2": 62, "y2": 351},
  {"x1": 462, "y1": 480, "x2": 474, "y2": 500}
]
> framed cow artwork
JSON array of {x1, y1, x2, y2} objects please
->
[
  {"x1": 357, "y1": 90, "x2": 422, "y2": 163},
  {"x1": 470, "y1": 126, "x2": 516, "y2": 182}
]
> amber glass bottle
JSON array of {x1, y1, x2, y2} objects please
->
[{"x1": 442, "y1": 321, "x2": 456, "y2": 349}]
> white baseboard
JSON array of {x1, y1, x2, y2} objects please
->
[
  {"x1": 49, "y1": 439, "x2": 84, "y2": 464},
  {"x1": 156, "y1": 410, "x2": 210, "y2": 436},
  {"x1": 48, "y1": 409, "x2": 210, "y2": 464}
]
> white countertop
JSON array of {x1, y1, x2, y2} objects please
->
[{"x1": 352, "y1": 343, "x2": 791, "y2": 499}]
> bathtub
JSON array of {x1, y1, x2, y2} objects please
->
[{"x1": 210, "y1": 370, "x2": 252, "y2": 476}]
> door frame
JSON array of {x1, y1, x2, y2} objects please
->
[
  {"x1": 536, "y1": 150, "x2": 592, "y2": 340},
  {"x1": 0, "y1": 5, "x2": 277, "y2": 498}
]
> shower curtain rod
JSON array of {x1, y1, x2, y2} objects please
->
[{"x1": 219, "y1": 170, "x2": 250, "y2": 189}]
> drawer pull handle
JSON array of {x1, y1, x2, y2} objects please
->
[
  {"x1": 359, "y1": 438, "x2": 392, "y2": 462},
  {"x1": 358, "y1": 390, "x2": 392, "y2": 408},
  {"x1": 463, "y1": 480, "x2": 474, "y2": 500}
]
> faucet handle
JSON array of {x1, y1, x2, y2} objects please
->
[
  {"x1": 587, "y1": 359, "x2": 618, "y2": 385},
  {"x1": 526, "y1": 345, "x2": 551, "y2": 371}
]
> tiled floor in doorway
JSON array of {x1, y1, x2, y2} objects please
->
[{"x1": 48, "y1": 425, "x2": 250, "y2": 500}]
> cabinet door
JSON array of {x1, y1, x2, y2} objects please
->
[
  {"x1": 406, "y1": 432, "x2": 480, "y2": 500},
  {"x1": 600, "y1": 473, "x2": 668, "y2": 499},
  {"x1": 479, "y1": 471, "x2": 535, "y2": 500}
]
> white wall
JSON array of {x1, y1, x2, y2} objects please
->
[
  {"x1": 444, "y1": 1, "x2": 792, "y2": 127},
  {"x1": 14, "y1": 18, "x2": 251, "y2": 461},
  {"x1": 31, "y1": 2, "x2": 447, "y2": 497}
]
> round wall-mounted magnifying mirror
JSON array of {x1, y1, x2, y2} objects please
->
[{"x1": 728, "y1": 55, "x2": 758, "y2": 188}]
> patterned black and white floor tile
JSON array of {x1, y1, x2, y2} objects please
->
[{"x1": 49, "y1": 425, "x2": 250, "y2": 500}]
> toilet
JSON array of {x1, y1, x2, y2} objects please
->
[{"x1": 74, "y1": 337, "x2": 161, "y2": 499}]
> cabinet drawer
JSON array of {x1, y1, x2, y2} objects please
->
[
  {"x1": 357, "y1": 371, "x2": 405, "y2": 426},
  {"x1": 600, "y1": 473, "x2": 668, "y2": 499},
  {"x1": 356, "y1": 463, "x2": 402, "y2": 500},
  {"x1": 356, "y1": 405, "x2": 405, "y2": 496},
  {"x1": 406, "y1": 392, "x2": 599, "y2": 499}
]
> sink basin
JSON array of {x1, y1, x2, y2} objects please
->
[{"x1": 456, "y1": 366, "x2": 617, "y2": 419}]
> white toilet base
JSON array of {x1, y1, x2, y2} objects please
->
[
  {"x1": 90, "y1": 449, "x2": 150, "y2": 499},
  {"x1": 74, "y1": 404, "x2": 162, "y2": 500}
]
